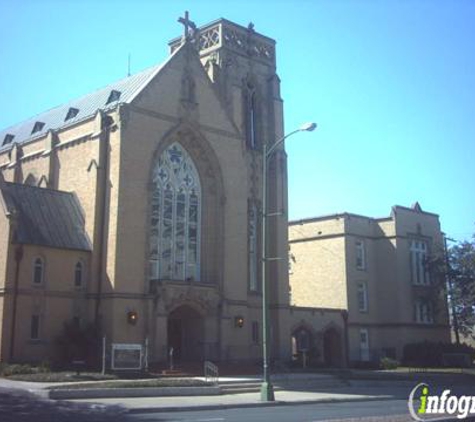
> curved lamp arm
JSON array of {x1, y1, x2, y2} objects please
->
[{"x1": 266, "y1": 122, "x2": 317, "y2": 159}]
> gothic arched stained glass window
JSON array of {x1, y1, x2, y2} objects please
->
[{"x1": 149, "y1": 142, "x2": 201, "y2": 282}]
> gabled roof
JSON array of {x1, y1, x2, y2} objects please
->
[
  {"x1": 0, "y1": 46, "x2": 182, "y2": 151},
  {"x1": 0, "y1": 182, "x2": 92, "y2": 251}
]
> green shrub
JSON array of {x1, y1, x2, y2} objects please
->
[
  {"x1": 403, "y1": 341, "x2": 475, "y2": 367},
  {"x1": 38, "y1": 360, "x2": 51, "y2": 373},
  {"x1": 380, "y1": 357, "x2": 399, "y2": 370},
  {"x1": 1, "y1": 364, "x2": 36, "y2": 376},
  {"x1": 0, "y1": 361, "x2": 52, "y2": 377},
  {"x1": 56, "y1": 319, "x2": 101, "y2": 368}
]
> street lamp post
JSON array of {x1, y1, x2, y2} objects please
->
[{"x1": 260, "y1": 122, "x2": 317, "y2": 402}]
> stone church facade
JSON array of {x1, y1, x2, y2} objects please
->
[{"x1": 0, "y1": 17, "x2": 345, "y2": 367}]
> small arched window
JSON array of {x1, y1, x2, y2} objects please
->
[
  {"x1": 33, "y1": 258, "x2": 44, "y2": 284},
  {"x1": 296, "y1": 329, "x2": 310, "y2": 351},
  {"x1": 74, "y1": 261, "x2": 83, "y2": 287}
]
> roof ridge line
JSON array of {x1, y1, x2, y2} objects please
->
[
  {"x1": 4, "y1": 181, "x2": 73, "y2": 195},
  {"x1": 126, "y1": 42, "x2": 185, "y2": 105}
]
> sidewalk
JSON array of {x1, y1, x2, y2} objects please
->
[
  {"x1": 67, "y1": 387, "x2": 407, "y2": 414},
  {"x1": 0, "y1": 375, "x2": 411, "y2": 414},
  {"x1": 1, "y1": 371, "x2": 471, "y2": 414}
]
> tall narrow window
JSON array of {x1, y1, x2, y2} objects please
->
[
  {"x1": 359, "y1": 328, "x2": 370, "y2": 361},
  {"x1": 252, "y1": 321, "x2": 259, "y2": 344},
  {"x1": 356, "y1": 239, "x2": 366, "y2": 270},
  {"x1": 296, "y1": 328, "x2": 310, "y2": 351},
  {"x1": 150, "y1": 143, "x2": 201, "y2": 282},
  {"x1": 249, "y1": 203, "x2": 258, "y2": 292},
  {"x1": 415, "y1": 299, "x2": 433, "y2": 324},
  {"x1": 245, "y1": 82, "x2": 258, "y2": 149},
  {"x1": 357, "y1": 282, "x2": 368, "y2": 312},
  {"x1": 410, "y1": 240, "x2": 430, "y2": 285},
  {"x1": 31, "y1": 315, "x2": 40, "y2": 340},
  {"x1": 74, "y1": 261, "x2": 83, "y2": 287},
  {"x1": 33, "y1": 258, "x2": 44, "y2": 285}
]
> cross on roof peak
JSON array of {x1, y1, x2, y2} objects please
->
[{"x1": 178, "y1": 11, "x2": 197, "y2": 40}]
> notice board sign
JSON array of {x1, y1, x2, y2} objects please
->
[{"x1": 111, "y1": 343, "x2": 143, "y2": 370}]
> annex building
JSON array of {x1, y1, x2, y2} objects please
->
[{"x1": 289, "y1": 203, "x2": 451, "y2": 364}]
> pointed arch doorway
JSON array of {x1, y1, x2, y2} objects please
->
[{"x1": 167, "y1": 305, "x2": 204, "y2": 362}]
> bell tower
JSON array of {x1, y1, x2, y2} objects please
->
[
  {"x1": 169, "y1": 17, "x2": 290, "y2": 359},
  {"x1": 168, "y1": 18, "x2": 283, "y2": 147}
]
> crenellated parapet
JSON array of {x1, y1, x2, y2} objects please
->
[{"x1": 169, "y1": 18, "x2": 276, "y2": 68}]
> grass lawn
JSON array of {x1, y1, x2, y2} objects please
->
[
  {"x1": 5, "y1": 371, "x2": 118, "y2": 383},
  {"x1": 46, "y1": 378, "x2": 211, "y2": 390},
  {"x1": 345, "y1": 367, "x2": 475, "y2": 380},
  {"x1": 393, "y1": 367, "x2": 475, "y2": 375}
]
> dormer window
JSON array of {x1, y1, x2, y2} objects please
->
[
  {"x1": 106, "y1": 90, "x2": 121, "y2": 104},
  {"x1": 65, "y1": 107, "x2": 79, "y2": 121},
  {"x1": 32, "y1": 121, "x2": 45, "y2": 134},
  {"x1": 3, "y1": 133, "x2": 14, "y2": 146}
]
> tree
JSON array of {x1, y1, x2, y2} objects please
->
[
  {"x1": 56, "y1": 318, "x2": 101, "y2": 368},
  {"x1": 448, "y1": 234, "x2": 475, "y2": 341}
]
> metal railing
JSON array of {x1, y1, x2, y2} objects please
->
[{"x1": 204, "y1": 360, "x2": 219, "y2": 384}]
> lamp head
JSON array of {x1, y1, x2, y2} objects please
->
[{"x1": 300, "y1": 122, "x2": 317, "y2": 132}]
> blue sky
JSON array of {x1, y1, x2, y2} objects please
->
[{"x1": 0, "y1": 0, "x2": 474, "y2": 241}]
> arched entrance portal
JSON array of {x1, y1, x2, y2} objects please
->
[
  {"x1": 323, "y1": 327, "x2": 343, "y2": 367},
  {"x1": 167, "y1": 305, "x2": 204, "y2": 362}
]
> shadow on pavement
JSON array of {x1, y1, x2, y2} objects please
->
[{"x1": 0, "y1": 387, "x2": 165, "y2": 422}]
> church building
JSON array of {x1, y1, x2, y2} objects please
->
[
  {"x1": 0, "y1": 15, "x2": 450, "y2": 369},
  {"x1": 0, "y1": 16, "x2": 344, "y2": 367}
]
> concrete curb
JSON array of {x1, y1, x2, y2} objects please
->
[
  {"x1": 125, "y1": 395, "x2": 396, "y2": 414},
  {"x1": 47, "y1": 385, "x2": 221, "y2": 399}
]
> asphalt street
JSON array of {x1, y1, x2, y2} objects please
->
[
  {"x1": 127, "y1": 400, "x2": 448, "y2": 422},
  {"x1": 0, "y1": 385, "x2": 470, "y2": 422},
  {"x1": 0, "y1": 387, "x2": 130, "y2": 422}
]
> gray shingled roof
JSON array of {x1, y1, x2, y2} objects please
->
[
  {"x1": 1, "y1": 182, "x2": 92, "y2": 251},
  {"x1": 0, "y1": 50, "x2": 176, "y2": 150}
]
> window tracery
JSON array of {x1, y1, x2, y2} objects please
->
[{"x1": 149, "y1": 143, "x2": 201, "y2": 282}]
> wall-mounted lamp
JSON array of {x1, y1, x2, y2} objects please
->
[
  {"x1": 235, "y1": 316, "x2": 244, "y2": 328},
  {"x1": 127, "y1": 310, "x2": 138, "y2": 325}
]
